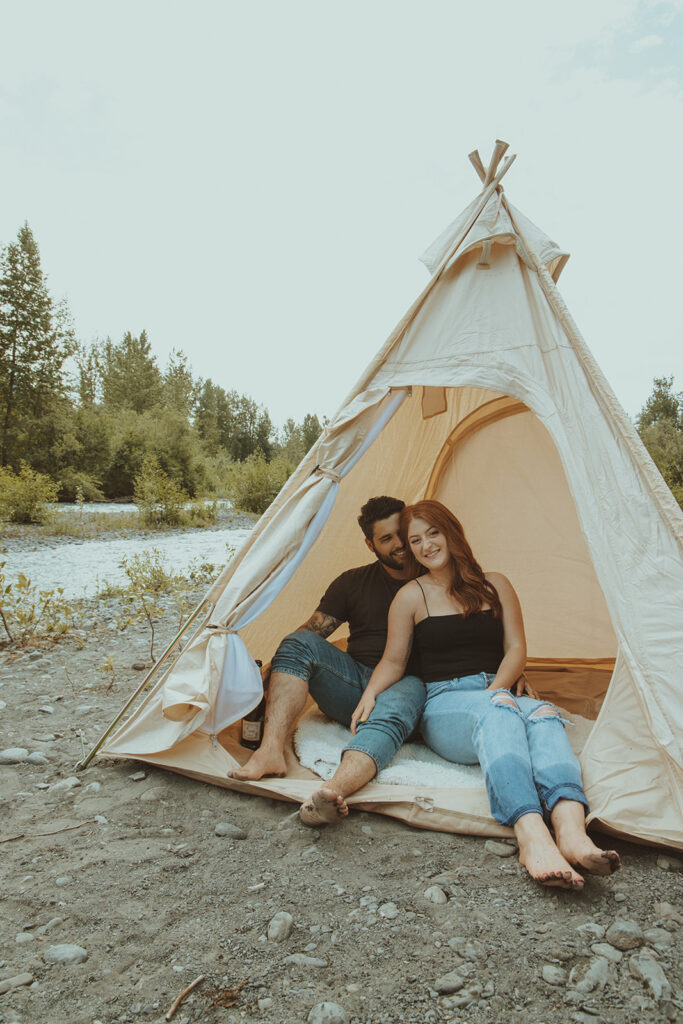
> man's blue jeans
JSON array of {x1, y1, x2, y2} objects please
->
[
  {"x1": 420, "y1": 672, "x2": 588, "y2": 827},
  {"x1": 271, "y1": 631, "x2": 425, "y2": 773}
]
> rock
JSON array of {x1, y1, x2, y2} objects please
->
[
  {"x1": 591, "y1": 942, "x2": 622, "y2": 962},
  {"x1": 307, "y1": 1003, "x2": 348, "y2": 1024},
  {"x1": 440, "y1": 983, "x2": 482, "y2": 1009},
  {"x1": 361, "y1": 824, "x2": 374, "y2": 837},
  {"x1": 434, "y1": 971, "x2": 465, "y2": 994},
  {"x1": 379, "y1": 902, "x2": 399, "y2": 919},
  {"x1": 605, "y1": 920, "x2": 644, "y2": 950},
  {"x1": 131, "y1": 662, "x2": 147, "y2": 671},
  {"x1": 94, "y1": 815, "x2": 108, "y2": 825},
  {"x1": 0, "y1": 972, "x2": 34, "y2": 994},
  {"x1": 44, "y1": 943, "x2": 88, "y2": 964},
  {"x1": 56, "y1": 875, "x2": 72, "y2": 886},
  {"x1": 267, "y1": 911, "x2": 294, "y2": 942},
  {"x1": 0, "y1": 699, "x2": 6, "y2": 710},
  {"x1": 284, "y1": 954, "x2": 327, "y2": 968},
  {"x1": 37, "y1": 917, "x2": 63, "y2": 935},
  {"x1": 129, "y1": 770, "x2": 146, "y2": 781},
  {"x1": 83, "y1": 781, "x2": 101, "y2": 793},
  {"x1": 27, "y1": 751, "x2": 50, "y2": 765},
  {"x1": 576, "y1": 922, "x2": 605, "y2": 941},
  {"x1": 258, "y1": 997, "x2": 273, "y2": 1010},
  {"x1": 614, "y1": 892, "x2": 627, "y2": 903},
  {"x1": 15, "y1": 931, "x2": 35, "y2": 943},
  {"x1": 38, "y1": 705, "x2": 54, "y2": 714},
  {"x1": 542, "y1": 965, "x2": 568, "y2": 986},
  {"x1": 0, "y1": 747, "x2": 29, "y2": 764},
  {"x1": 657, "y1": 854, "x2": 683, "y2": 871},
  {"x1": 569, "y1": 956, "x2": 610, "y2": 993},
  {"x1": 484, "y1": 839, "x2": 516, "y2": 857},
  {"x1": 643, "y1": 927, "x2": 673, "y2": 950},
  {"x1": 629, "y1": 953, "x2": 671, "y2": 1001},
  {"x1": 654, "y1": 902, "x2": 683, "y2": 925},
  {"x1": 139, "y1": 786, "x2": 166, "y2": 802},
  {"x1": 49, "y1": 776, "x2": 81, "y2": 794},
  {"x1": 424, "y1": 885, "x2": 448, "y2": 904},
  {"x1": 214, "y1": 822, "x2": 247, "y2": 839},
  {"x1": 301, "y1": 845, "x2": 320, "y2": 861}
]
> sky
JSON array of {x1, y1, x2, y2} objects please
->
[{"x1": 1, "y1": 0, "x2": 682, "y2": 427}]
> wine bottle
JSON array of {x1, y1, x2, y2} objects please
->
[{"x1": 240, "y1": 660, "x2": 265, "y2": 750}]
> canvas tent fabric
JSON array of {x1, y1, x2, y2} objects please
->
[{"x1": 99, "y1": 149, "x2": 683, "y2": 850}]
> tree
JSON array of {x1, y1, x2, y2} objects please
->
[
  {"x1": 0, "y1": 223, "x2": 75, "y2": 466},
  {"x1": 278, "y1": 412, "x2": 325, "y2": 463},
  {"x1": 99, "y1": 330, "x2": 163, "y2": 412},
  {"x1": 637, "y1": 376, "x2": 683, "y2": 508},
  {"x1": 163, "y1": 349, "x2": 197, "y2": 418}
]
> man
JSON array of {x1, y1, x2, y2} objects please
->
[{"x1": 228, "y1": 495, "x2": 425, "y2": 825}]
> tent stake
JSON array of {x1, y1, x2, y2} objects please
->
[{"x1": 74, "y1": 597, "x2": 213, "y2": 771}]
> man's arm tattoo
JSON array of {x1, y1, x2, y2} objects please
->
[{"x1": 296, "y1": 610, "x2": 342, "y2": 639}]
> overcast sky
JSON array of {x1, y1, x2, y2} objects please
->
[{"x1": 2, "y1": 0, "x2": 682, "y2": 426}]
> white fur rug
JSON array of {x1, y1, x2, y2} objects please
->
[{"x1": 293, "y1": 706, "x2": 484, "y2": 788}]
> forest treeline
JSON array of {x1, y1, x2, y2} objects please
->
[
  {"x1": 1, "y1": 222, "x2": 681, "y2": 515},
  {"x1": 0, "y1": 223, "x2": 324, "y2": 511}
]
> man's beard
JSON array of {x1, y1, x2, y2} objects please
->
[{"x1": 374, "y1": 547, "x2": 406, "y2": 571}]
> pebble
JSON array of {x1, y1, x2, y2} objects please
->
[
  {"x1": 56, "y1": 876, "x2": 72, "y2": 886},
  {"x1": 643, "y1": 927, "x2": 673, "y2": 950},
  {"x1": 267, "y1": 911, "x2": 294, "y2": 942},
  {"x1": 49, "y1": 776, "x2": 81, "y2": 794},
  {"x1": 591, "y1": 942, "x2": 622, "y2": 962},
  {"x1": 654, "y1": 902, "x2": 683, "y2": 924},
  {"x1": 84, "y1": 782, "x2": 102, "y2": 794},
  {"x1": 424, "y1": 885, "x2": 448, "y2": 904},
  {"x1": 307, "y1": 1003, "x2": 348, "y2": 1024},
  {"x1": 542, "y1": 964, "x2": 568, "y2": 986},
  {"x1": 361, "y1": 824, "x2": 374, "y2": 837},
  {"x1": 484, "y1": 839, "x2": 516, "y2": 857},
  {"x1": 614, "y1": 892, "x2": 627, "y2": 903},
  {"x1": 139, "y1": 786, "x2": 166, "y2": 802},
  {"x1": 15, "y1": 931, "x2": 35, "y2": 944},
  {"x1": 576, "y1": 922, "x2": 605, "y2": 940},
  {"x1": 379, "y1": 902, "x2": 399, "y2": 919},
  {"x1": 569, "y1": 956, "x2": 610, "y2": 993},
  {"x1": 434, "y1": 971, "x2": 465, "y2": 994},
  {"x1": 657, "y1": 854, "x2": 683, "y2": 871},
  {"x1": 0, "y1": 973, "x2": 34, "y2": 995},
  {"x1": 131, "y1": 662, "x2": 148, "y2": 671},
  {"x1": 0, "y1": 699, "x2": 6, "y2": 710},
  {"x1": 605, "y1": 920, "x2": 644, "y2": 950},
  {"x1": 129, "y1": 771, "x2": 146, "y2": 781},
  {"x1": 0, "y1": 747, "x2": 29, "y2": 764},
  {"x1": 284, "y1": 954, "x2": 327, "y2": 968},
  {"x1": 214, "y1": 822, "x2": 247, "y2": 839},
  {"x1": 38, "y1": 705, "x2": 54, "y2": 714},
  {"x1": 44, "y1": 943, "x2": 88, "y2": 964},
  {"x1": 629, "y1": 953, "x2": 671, "y2": 1001},
  {"x1": 26, "y1": 751, "x2": 49, "y2": 765},
  {"x1": 440, "y1": 982, "x2": 482, "y2": 1009},
  {"x1": 38, "y1": 917, "x2": 63, "y2": 935},
  {"x1": 258, "y1": 997, "x2": 273, "y2": 1010}
]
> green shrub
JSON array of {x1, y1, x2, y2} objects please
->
[
  {"x1": 0, "y1": 464, "x2": 59, "y2": 524},
  {"x1": 134, "y1": 454, "x2": 189, "y2": 527},
  {"x1": 56, "y1": 468, "x2": 105, "y2": 503},
  {"x1": 225, "y1": 451, "x2": 295, "y2": 515},
  {"x1": 0, "y1": 561, "x2": 74, "y2": 645}
]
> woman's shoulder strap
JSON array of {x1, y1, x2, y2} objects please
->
[{"x1": 414, "y1": 577, "x2": 430, "y2": 616}]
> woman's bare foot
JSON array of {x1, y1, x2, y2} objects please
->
[
  {"x1": 556, "y1": 835, "x2": 621, "y2": 875},
  {"x1": 299, "y1": 787, "x2": 349, "y2": 826},
  {"x1": 515, "y1": 812, "x2": 584, "y2": 891},
  {"x1": 550, "y1": 799, "x2": 621, "y2": 875},
  {"x1": 227, "y1": 746, "x2": 287, "y2": 781}
]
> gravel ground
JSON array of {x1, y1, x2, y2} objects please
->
[{"x1": 0, "y1": 599, "x2": 681, "y2": 1024}]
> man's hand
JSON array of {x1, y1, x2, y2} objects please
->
[
  {"x1": 513, "y1": 673, "x2": 539, "y2": 699},
  {"x1": 350, "y1": 692, "x2": 377, "y2": 735}
]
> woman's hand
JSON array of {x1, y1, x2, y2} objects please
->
[{"x1": 350, "y1": 691, "x2": 377, "y2": 735}]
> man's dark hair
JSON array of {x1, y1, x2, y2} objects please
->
[{"x1": 357, "y1": 496, "x2": 405, "y2": 541}]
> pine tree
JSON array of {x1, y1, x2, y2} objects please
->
[
  {"x1": 99, "y1": 330, "x2": 163, "y2": 412},
  {"x1": 0, "y1": 223, "x2": 75, "y2": 466}
]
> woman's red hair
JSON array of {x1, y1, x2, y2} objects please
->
[{"x1": 399, "y1": 500, "x2": 502, "y2": 618}]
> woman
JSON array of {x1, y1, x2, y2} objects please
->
[{"x1": 350, "y1": 499, "x2": 620, "y2": 891}]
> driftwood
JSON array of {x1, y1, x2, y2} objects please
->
[{"x1": 165, "y1": 974, "x2": 205, "y2": 1021}]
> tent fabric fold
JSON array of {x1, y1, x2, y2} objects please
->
[{"x1": 100, "y1": 155, "x2": 683, "y2": 850}]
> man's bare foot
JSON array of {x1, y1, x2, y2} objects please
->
[
  {"x1": 227, "y1": 747, "x2": 287, "y2": 781},
  {"x1": 518, "y1": 834, "x2": 585, "y2": 890},
  {"x1": 556, "y1": 834, "x2": 621, "y2": 876},
  {"x1": 299, "y1": 787, "x2": 349, "y2": 826}
]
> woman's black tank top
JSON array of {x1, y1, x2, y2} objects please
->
[{"x1": 412, "y1": 581, "x2": 504, "y2": 683}]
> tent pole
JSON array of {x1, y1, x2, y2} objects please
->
[{"x1": 74, "y1": 596, "x2": 214, "y2": 771}]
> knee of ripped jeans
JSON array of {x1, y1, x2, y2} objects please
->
[{"x1": 489, "y1": 689, "x2": 519, "y2": 711}]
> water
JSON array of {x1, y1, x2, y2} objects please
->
[{"x1": 1, "y1": 526, "x2": 253, "y2": 600}]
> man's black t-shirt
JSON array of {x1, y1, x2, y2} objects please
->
[{"x1": 317, "y1": 562, "x2": 412, "y2": 670}]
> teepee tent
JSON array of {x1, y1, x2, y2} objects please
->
[{"x1": 85, "y1": 142, "x2": 683, "y2": 850}]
